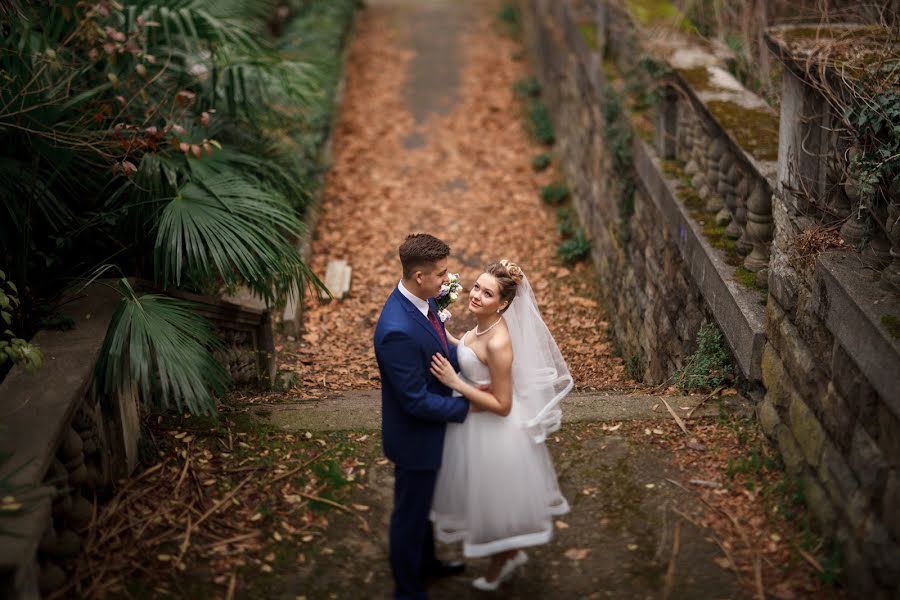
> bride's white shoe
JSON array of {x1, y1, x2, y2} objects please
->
[{"x1": 471, "y1": 551, "x2": 529, "y2": 591}]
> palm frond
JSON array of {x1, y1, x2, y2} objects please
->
[
  {"x1": 94, "y1": 278, "x2": 228, "y2": 415},
  {"x1": 207, "y1": 51, "x2": 319, "y2": 115},
  {"x1": 154, "y1": 173, "x2": 324, "y2": 304},
  {"x1": 188, "y1": 143, "x2": 309, "y2": 211},
  {"x1": 129, "y1": 0, "x2": 261, "y2": 52}
]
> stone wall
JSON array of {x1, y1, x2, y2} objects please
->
[
  {"x1": 757, "y1": 30, "x2": 900, "y2": 598},
  {"x1": 522, "y1": 1, "x2": 900, "y2": 596},
  {"x1": 521, "y1": 0, "x2": 766, "y2": 384}
]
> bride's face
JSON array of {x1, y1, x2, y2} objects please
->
[{"x1": 468, "y1": 274, "x2": 506, "y2": 315}]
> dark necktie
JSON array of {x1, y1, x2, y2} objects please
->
[{"x1": 427, "y1": 309, "x2": 449, "y2": 351}]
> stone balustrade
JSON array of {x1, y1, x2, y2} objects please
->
[
  {"x1": 525, "y1": 2, "x2": 899, "y2": 596},
  {"x1": 524, "y1": 0, "x2": 768, "y2": 383},
  {"x1": 765, "y1": 25, "x2": 900, "y2": 294}
]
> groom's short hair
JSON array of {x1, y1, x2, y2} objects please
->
[{"x1": 399, "y1": 233, "x2": 450, "y2": 278}]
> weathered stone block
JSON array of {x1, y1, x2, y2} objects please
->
[
  {"x1": 819, "y1": 382, "x2": 855, "y2": 452},
  {"x1": 819, "y1": 440, "x2": 858, "y2": 507},
  {"x1": 775, "y1": 424, "x2": 805, "y2": 474},
  {"x1": 882, "y1": 470, "x2": 900, "y2": 541},
  {"x1": 758, "y1": 397, "x2": 780, "y2": 437},
  {"x1": 770, "y1": 305, "x2": 828, "y2": 408},
  {"x1": 863, "y1": 520, "x2": 900, "y2": 587},
  {"x1": 789, "y1": 395, "x2": 825, "y2": 468},
  {"x1": 846, "y1": 489, "x2": 873, "y2": 536},
  {"x1": 832, "y1": 342, "x2": 879, "y2": 426},
  {"x1": 760, "y1": 344, "x2": 796, "y2": 409},
  {"x1": 802, "y1": 476, "x2": 836, "y2": 533},
  {"x1": 844, "y1": 536, "x2": 881, "y2": 599},
  {"x1": 850, "y1": 424, "x2": 888, "y2": 498},
  {"x1": 876, "y1": 403, "x2": 900, "y2": 468}
]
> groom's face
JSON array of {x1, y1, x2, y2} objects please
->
[{"x1": 417, "y1": 258, "x2": 450, "y2": 299}]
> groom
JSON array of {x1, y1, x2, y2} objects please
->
[{"x1": 374, "y1": 233, "x2": 470, "y2": 600}]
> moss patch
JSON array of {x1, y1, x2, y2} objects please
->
[
  {"x1": 661, "y1": 158, "x2": 690, "y2": 184},
  {"x1": 602, "y1": 57, "x2": 623, "y2": 84},
  {"x1": 776, "y1": 24, "x2": 891, "y2": 43},
  {"x1": 881, "y1": 314, "x2": 900, "y2": 339},
  {"x1": 579, "y1": 21, "x2": 598, "y2": 50},
  {"x1": 706, "y1": 100, "x2": 779, "y2": 162},
  {"x1": 675, "y1": 69, "x2": 780, "y2": 163},
  {"x1": 631, "y1": 113, "x2": 655, "y2": 142},
  {"x1": 677, "y1": 66, "x2": 712, "y2": 91},
  {"x1": 675, "y1": 181, "x2": 744, "y2": 266},
  {"x1": 702, "y1": 219, "x2": 743, "y2": 266},
  {"x1": 676, "y1": 185, "x2": 703, "y2": 211},
  {"x1": 734, "y1": 266, "x2": 767, "y2": 293},
  {"x1": 624, "y1": 0, "x2": 681, "y2": 26}
]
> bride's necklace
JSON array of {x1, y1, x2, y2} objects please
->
[{"x1": 474, "y1": 316, "x2": 502, "y2": 336}]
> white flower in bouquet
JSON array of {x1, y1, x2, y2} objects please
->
[{"x1": 435, "y1": 272, "x2": 463, "y2": 320}]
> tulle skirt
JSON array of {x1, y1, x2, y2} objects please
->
[{"x1": 431, "y1": 398, "x2": 569, "y2": 558}]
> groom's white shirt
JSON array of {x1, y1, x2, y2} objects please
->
[{"x1": 398, "y1": 280, "x2": 430, "y2": 318}]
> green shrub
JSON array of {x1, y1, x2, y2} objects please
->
[
  {"x1": 556, "y1": 206, "x2": 576, "y2": 237},
  {"x1": 541, "y1": 182, "x2": 569, "y2": 205},
  {"x1": 532, "y1": 152, "x2": 552, "y2": 171},
  {"x1": 624, "y1": 351, "x2": 644, "y2": 380},
  {"x1": 514, "y1": 76, "x2": 541, "y2": 99},
  {"x1": 497, "y1": 3, "x2": 521, "y2": 37},
  {"x1": 0, "y1": 0, "x2": 355, "y2": 408},
  {"x1": 558, "y1": 230, "x2": 591, "y2": 263},
  {"x1": 600, "y1": 89, "x2": 635, "y2": 242},
  {"x1": 528, "y1": 100, "x2": 555, "y2": 145},
  {"x1": 0, "y1": 271, "x2": 41, "y2": 373},
  {"x1": 675, "y1": 322, "x2": 734, "y2": 392}
]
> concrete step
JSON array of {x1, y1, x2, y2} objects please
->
[{"x1": 252, "y1": 390, "x2": 751, "y2": 432}]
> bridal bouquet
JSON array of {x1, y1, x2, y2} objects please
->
[{"x1": 435, "y1": 273, "x2": 462, "y2": 322}]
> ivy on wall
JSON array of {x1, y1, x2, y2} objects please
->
[{"x1": 601, "y1": 89, "x2": 637, "y2": 244}]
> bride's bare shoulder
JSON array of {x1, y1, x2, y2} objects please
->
[{"x1": 485, "y1": 323, "x2": 512, "y2": 352}]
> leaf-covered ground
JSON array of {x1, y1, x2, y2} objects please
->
[
  {"x1": 56, "y1": 400, "x2": 842, "y2": 599},
  {"x1": 270, "y1": 0, "x2": 639, "y2": 398}
]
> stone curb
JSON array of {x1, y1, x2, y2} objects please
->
[{"x1": 253, "y1": 390, "x2": 748, "y2": 432}]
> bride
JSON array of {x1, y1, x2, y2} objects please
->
[{"x1": 429, "y1": 260, "x2": 573, "y2": 590}]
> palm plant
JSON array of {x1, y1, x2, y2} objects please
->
[
  {"x1": 0, "y1": 0, "x2": 330, "y2": 413},
  {"x1": 94, "y1": 278, "x2": 228, "y2": 415}
]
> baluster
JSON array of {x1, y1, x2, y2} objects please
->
[
  {"x1": 734, "y1": 174, "x2": 753, "y2": 254},
  {"x1": 744, "y1": 182, "x2": 774, "y2": 281}
]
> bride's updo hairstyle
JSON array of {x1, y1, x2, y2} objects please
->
[{"x1": 485, "y1": 260, "x2": 524, "y2": 314}]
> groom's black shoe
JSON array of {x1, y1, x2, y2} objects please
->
[{"x1": 425, "y1": 560, "x2": 466, "y2": 579}]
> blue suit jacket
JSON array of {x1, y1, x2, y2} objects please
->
[{"x1": 374, "y1": 287, "x2": 468, "y2": 470}]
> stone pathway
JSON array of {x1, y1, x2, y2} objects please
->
[
  {"x1": 257, "y1": 0, "x2": 748, "y2": 598},
  {"x1": 257, "y1": 408, "x2": 748, "y2": 600}
]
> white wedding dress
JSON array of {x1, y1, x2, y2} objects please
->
[{"x1": 430, "y1": 333, "x2": 570, "y2": 558}]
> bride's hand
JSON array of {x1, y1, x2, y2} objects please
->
[{"x1": 430, "y1": 354, "x2": 462, "y2": 390}]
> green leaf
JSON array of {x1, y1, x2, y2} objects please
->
[
  {"x1": 94, "y1": 279, "x2": 230, "y2": 416},
  {"x1": 154, "y1": 173, "x2": 325, "y2": 304}
]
